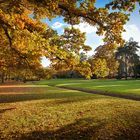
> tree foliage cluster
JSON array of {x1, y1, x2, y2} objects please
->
[
  {"x1": 116, "y1": 38, "x2": 140, "y2": 79},
  {"x1": 0, "y1": 0, "x2": 139, "y2": 82},
  {"x1": 90, "y1": 38, "x2": 140, "y2": 79},
  {"x1": 54, "y1": 38, "x2": 140, "y2": 79}
]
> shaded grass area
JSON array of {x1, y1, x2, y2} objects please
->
[
  {"x1": 37, "y1": 79, "x2": 140, "y2": 96},
  {"x1": 0, "y1": 83, "x2": 140, "y2": 140}
]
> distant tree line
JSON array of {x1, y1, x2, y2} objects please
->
[
  {"x1": 49, "y1": 38, "x2": 140, "y2": 80},
  {"x1": 0, "y1": 36, "x2": 139, "y2": 83}
]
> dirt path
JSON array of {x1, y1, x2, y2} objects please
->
[{"x1": 49, "y1": 85, "x2": 140, "y2": 101}]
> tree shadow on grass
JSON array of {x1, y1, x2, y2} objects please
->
[
  {"x1": 14, "y1": 117, "x2": 102, "y2": 140},
  {"x1": 14, "y1": 117, "x2": 140, "y2": 140}
]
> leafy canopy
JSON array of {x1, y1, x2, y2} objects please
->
[{"x1": 0, "y1": 0, "x2": 137, "y2": 79}]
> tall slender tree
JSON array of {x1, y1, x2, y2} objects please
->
[{"x1": 116, "y1": 38, "x2": 140, "y2": 79}]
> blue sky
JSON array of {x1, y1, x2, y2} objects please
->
[{"x1": 41, "y1": 0, "x2": 140, "y2": 67}]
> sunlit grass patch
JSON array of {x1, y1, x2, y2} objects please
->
[{"x1": 38, "y1": 79, "x2": 140, "y2": 96}]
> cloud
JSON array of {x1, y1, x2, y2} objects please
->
[
  {"x1": 73, "y1": 22, "x2": 97, "y2": 34},
  {"x1": 52, "y1": 22, "x2": 65, "y2": 29},
  {"x1": 52, "y1": 22, "x2": 97, "y2": 34},
  {"x1": 123, "y1": 24, "x2": 140, "y2": 44}
]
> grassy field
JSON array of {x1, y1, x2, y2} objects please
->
[
  {"x1": 37, "y1": 79, "x2": 140, "y2": 96},
  {"x1": 0, "y1": 80, "x2": 140, "y2": 140}
]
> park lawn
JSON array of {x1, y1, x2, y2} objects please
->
[
  {"x1": 0, "y1": 83, "x2": 140, "y2": 139},
  {"x1": 37, "y1": 79, "x2": 140, "y2": 96}
]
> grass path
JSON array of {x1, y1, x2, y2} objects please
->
[{"x1": 52, "y1": 85, "x2": 140, "y2": 101}]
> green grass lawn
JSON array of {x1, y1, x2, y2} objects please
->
[
  {"x1": 37, "y1": 79, "x2": 140, "y2": 96},
  {"x1": 0, "y1": 80, "x2": 140, "y2": 139}
]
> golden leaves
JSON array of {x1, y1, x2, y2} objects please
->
[
  {"x1": 0, "y1": 0, "x2": 136, "y2": 79},
  {"x1": 92, "y1": 58, "x2": 109, "y2": 78},
  {"x1": 76, "y1": 61, "x2": 92, "y2": 79}
]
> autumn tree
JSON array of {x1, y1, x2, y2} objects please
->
[
  {"x1": 91, "y1": 58, "x2": 109, "y2": 78},
  {"x1": 50, "y1": 27, "x2": 92, "y2": 79},
  {"x1": 0, "y1": 0, "x2": 129, "y2": 51},
  {"x1": 116, "y1": 38, "x2": 140, "y2": 79},
  {"x1": 0, "y1": 0, "x2": 51, "y2": 82},
  {"x1": 93, "y1": 44, "x2": 119, "y2": 78},
  {"x1": 0, "y1": 0, "x2": 134, "y2": 81}
]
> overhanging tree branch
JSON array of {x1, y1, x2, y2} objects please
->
[
  {"x1": 58, "y1": 4, "x2": 107, "y2": 30},
  {"x1": 1, "y1": 24, "x2": 31, "y2": 68}
]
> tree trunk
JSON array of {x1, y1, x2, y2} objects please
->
[
  {"x1": 133, "y1": 65, "x2": 137, "y2": 79},
  {"x1": 124, "y1": 54, "x2": 128, "y2": 80},
  {"x1": 117, "y1": 62, "x2": 122, "y2": 79}
]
